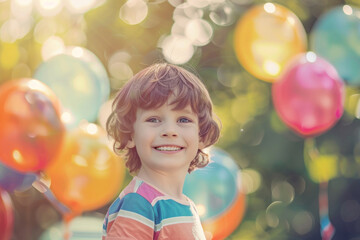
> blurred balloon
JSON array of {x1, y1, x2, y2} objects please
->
[
  {"x1": 0, "y1": 188, "x2": 14, "y2": 240},
  {"x1": 272, "y1": 53, "x2": 345, "y2": 137},
  {"x1": 344, "y1": 86, "x2": 360, "y2": 118},
  {"x1": 33, "y1": 53, "x2": 107, "y2": 129},
  {"x1": 310, "y1": 5, "x2": 360, "y2": 86},
  {"x1": 183, "y1": 147, "x2": 246, "y2": 240},
  {"x1": 0, "y1": 161, "x2": 37, "y2": 192},
  {"x1": 39, "y1": 215, "x2": 103, "y2": 240},
  {"x1": 304, "y1": 138, "x2": 338, "y2": 183},
  {"x1": 46, "y1": 122, "x2": 125, "y2": 216},
  {"x1": 304, "y1": 117, "x2": 360, "y2": 181},
  {"x1": 64, "y1": 46, "x2": 110, "y2": 104},
  {"x1": 0, "y1": 78, "x2": 65, "y2": 172},
  {"x1": 233, "y1": 3, "x2": 307, "y2": 82}
]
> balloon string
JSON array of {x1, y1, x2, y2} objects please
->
[
  {"x1": 64, "y1": 220, "x2": 71, "y2": 240},
  {"x1": 319, "y1": 181, "x2": 335, "y2": 240},
  {"x1": 32, "y1": 179, "x2": 71, "y2": 215}
]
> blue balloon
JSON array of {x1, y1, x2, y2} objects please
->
[
  {"x1": 310, "y1": 6, "x2": 360, "y2": 86},
  {"x1": 183, "y1": 147, "x2": 240, "y2": 220},
  {"x1": 33, "y1": 54, "x2": 106, "y2": 129},
  {"x1": 64, "y1": 47, "x2": 110, "y2": 105},
  {"x1": 0, "y1": 161, "x2": 37, "y2": 192}
]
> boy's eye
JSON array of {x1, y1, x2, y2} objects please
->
[
  {"x1": 146, "y1": 117, "x2": 160, "y2": 123},
  {"x1": 178, "y1": 117, "x2": 191, "y2": 123}
]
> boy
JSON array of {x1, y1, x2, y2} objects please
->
[{"x1": 103, "y1": 63, "x2": 221, "y2": 239}]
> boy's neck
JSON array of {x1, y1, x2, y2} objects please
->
[{"x1": 136, "y1": 167, "x2": 187, "y2": 201}]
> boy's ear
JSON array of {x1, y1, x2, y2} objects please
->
[{"x1": 126, "y1": 138, "x2": 135, "y2": 148}]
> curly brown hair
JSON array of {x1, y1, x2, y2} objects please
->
[{"x1": 106, "y1": 63, "x2": 221, "y2": 174}]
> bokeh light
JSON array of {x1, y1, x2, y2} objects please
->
[
  {"x1": 292, "y1": 211, "x2": 314, "y2": 235},
  {"x1": 241, "y1": 168, "x2": 262, "y2": 194},
  {"x1": 160, "y1": 34, "x2": 194, "y2": 64},
  {"x1": 271, "y1": 181, "x2": 295, "y2": 204},
  {"x1": 185, "y1": 19, "x2": 213, "y2": 46},
  {"x1": 107, "y1": 51, "x2": 133, "y2": 89},
  {"x1": 209, "y1": 2, "x2": 236, "y2": 26},
  {"x1": 33, "y1": 19, "x2": 58, "y2": 43},
  {"x1": 41, "y1": 36, "x2": 65, "y2": 60},
  {"x1": 119, "y1": 0, "x2": 148, "y2": 25},
  {"x1": 34, "y1": 0, "x2": 63, "y2": 17},
  {"x1": 64, "y1": 0, "x2": 103, "y2": 14}
]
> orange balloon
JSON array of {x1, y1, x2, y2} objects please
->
[
  {"x1": 0, "y1": 78, "x2": 65, "y2": 172},
  {"x1": 202, "y1": 192, "x2": 246, "y2": 240},
  {"x1": 46, "y1": 123, "x2": 125, "y2": 215},
  {"x1": 233, "y1": 3, "x2": 307, "y2": 82}
]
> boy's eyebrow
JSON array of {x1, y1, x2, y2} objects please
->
[{"x1": 172, "y1": 107, "x2": 195, "y2": 115}]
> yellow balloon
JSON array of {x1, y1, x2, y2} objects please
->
[
  {"x1": 46, "y1": 122, "x2": 126, "y2": 215},
  {"x1": 233, "y1": 3, "x2": 307, "y2": 82}
]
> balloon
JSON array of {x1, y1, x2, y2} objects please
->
[
  {"x1": 64, "y1": 46, "x2": 110, "y2": 104},
  {"x1": 310, "y1": 5, "x2": 360, "y2": 86},
  {"x1": 33, "y1": 54, "x2": 106, "y2": 129},
  {"x1": 0, "y1": 161, "x2": 37, "y2": 192},
  {"x1": 183, "y1": 147, "x2": 246, "y2": 240},
  {"x1": 304, "y1": 138, "x2": 338, "y2": 183},
  {"x1": 39, "y1": 215, "x2": 103, "y2": 240},
  {"x1": 304, "y1": 117, "x2": 360, "y2": 182},
  {"x1": 233, "y1": 3, "x2": 307, "y2": 82},
  {"x1": 0, "y1": 188, "x2": 14, "y2": 240},
  {"x1": 46, "y1": 122, "x2": 126, "y2": 215},
  {"x1": 272, "y1": 53, "x2": 345, "y2": 137},
  {"x1": 0, "y1": 78, "x2": 65, "y2": 172}
]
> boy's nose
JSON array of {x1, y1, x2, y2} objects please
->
[
  {"x1": 162, "y1": 131, "x2": 178, "y2": 137},
  {"x1": 161, "y1": 123, "x2": 178, "y2": 137}
]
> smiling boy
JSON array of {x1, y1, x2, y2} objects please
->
[{"x1": 103, "y1": 63, "x2": 221, "y2": 239}]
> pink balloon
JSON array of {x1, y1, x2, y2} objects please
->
[{"x1": 272, "y1": 53, "x2": 345, "y2": 137}]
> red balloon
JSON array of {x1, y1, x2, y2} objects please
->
[
  {"x1": 0, "y1": 188, "x2": 14, "y2": 240},
  {"x1": 0, "y1": 79, "x2": 65, "y2": 172},
  {"x1": 272, "y1": 53, "x2": 345, "y2": 137}
]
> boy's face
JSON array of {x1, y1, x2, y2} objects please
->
[{"x1": 127, "y1": 100, "x2": 204, "y2": 173}]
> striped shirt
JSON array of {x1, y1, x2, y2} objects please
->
[{"x1": 102, "y1": 177, "x2": 206, "y2": 240}]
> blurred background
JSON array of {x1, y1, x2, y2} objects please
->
[{"x1": 0, "y1": 0, "x2": 360, "y2": 239}]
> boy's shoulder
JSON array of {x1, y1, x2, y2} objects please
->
[{"x1": 119, "y1": 177, "x2": 166, "y2": 206}]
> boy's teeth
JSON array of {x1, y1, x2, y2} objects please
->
[{"x1": 156, "y1": 146, "x2": 181, "y2": 151}]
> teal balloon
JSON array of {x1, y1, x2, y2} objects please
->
[
  {"x1": 39, "y1": 216, "x2": 103, "y2": 240},
  {"x1": 64, "y1": 47, "x2": 110, "y2": 104},
  {"x1": 33, "y1": 54, "x2": 106, "y2": 129},
  {"x1": 183, "y1": 147, "x2": 240, "y2": 220},
  {"x1": 310, "y1": 6, "x2": 360, "y2": 86}
]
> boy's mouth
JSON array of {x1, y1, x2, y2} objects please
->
[{"x1": 154, "y1": 146, "x2": 183, "y2": 151}]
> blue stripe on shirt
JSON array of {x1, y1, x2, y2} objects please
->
[
  {"x1": 153, "y1": 199, "x2": 193, "y2": 225},
  {"x1": 108, "y1": 193, "x2": 155, "y2": 221}
]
